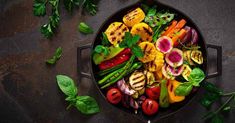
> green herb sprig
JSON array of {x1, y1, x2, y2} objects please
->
[
  {"x1": 56, "y1": 75, "x2": 100, "y2": 114},
  {"x1": 119, "y1": 32, "x2": 144, "y2": 58},
  {"x1": 78, "y1": 22, "x2": 94, "y2": 34},
  {"x1": 175, "y1": 68, "x2": 206, "y2": 96},
  {"x1": 201, "y1": 82, "x2": 235, "y2": 123},
  {"x1": 46, "y1": 47, "x2": 62, "y2": 65},
  {"x1": 33, "y1": 0, "x2": 97, "y2": 38}
]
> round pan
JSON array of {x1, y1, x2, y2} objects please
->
[{"x1": 77, "y1": 0, "x2": 222, "y2": 122}]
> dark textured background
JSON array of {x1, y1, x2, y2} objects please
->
[{"x1": 0, "y1": 0, "x2": 235, "y2": 123}]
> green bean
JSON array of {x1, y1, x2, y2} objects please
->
[
  {"x1": 98, "y1": 61, "x2": 127, "y2": 76},
  {"x1": 100, "y1": 62, "x2": 142, "y2": 89}
]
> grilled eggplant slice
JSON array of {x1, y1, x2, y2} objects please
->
[
  {"x1": 123, "y1": 7, "x2": 145, "y2": 27},
  {"x1": 191, "y1": 50, "x2": 203, "y2": 64},
  {"x1": 105, "y1": 22, "x2": 129, "y2": 46},
  {"x1": 131, "y1": 22, "x2": 153, "y2": 42},
  {"x1": 138, "y1": 42, "x2": 157, "y2": 63},
  {"x1": 129, "y1": 71, "x2": 146, "y2": 91}
]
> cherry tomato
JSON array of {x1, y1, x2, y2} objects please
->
[
  {"x1": 145, "y1": 86, "x2": 161, "y2": 100},
  {"x1": 142, "y1": 99, "x2": 159, "y2": 115},
  {"x1": 106, "y1": 88, "x2": 122, "y2": 104}
]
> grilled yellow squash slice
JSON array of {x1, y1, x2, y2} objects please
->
[
  {"x1": 138, "y1": 42, "x2": 157, "y2": 63},
  {"x1": 123, "y1": 8, "x2": 145, "y2": 27},
  {"x1": 105, "y1": 22, "x2": 129, "y2": 46},
  {"x1": 131, "y1": 22, "x2": 153, "y2": 42},
  {"x1": 145, "y1": 51, "x2": 164, "y2": 72}
]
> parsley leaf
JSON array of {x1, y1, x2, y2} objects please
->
[
  {"x1": 131, "y1": 45, "x2": 144, "y2": 58},
  {"x1": 33, "y1": 0, "x2": 47, "y2": 16},
  {"x1": 46, "y1": 47, "x2": 62, "y2": 65},
  {"x1": 78, "y1": 22, "x2": 94, "y2": 34},
  {"x1": 64, "y1": 0, "x2": 74, "y2": 12},
  {"x1": 83, "y1": 0, "x2": 97, "y2": 15}
]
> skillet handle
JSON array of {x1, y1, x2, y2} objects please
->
[
  {"x1": 77, "y1": 43, "x2": 92, "y2": 80},
  {"x1": 206, "y1": 44, "x2": 222, "y2": 78}
]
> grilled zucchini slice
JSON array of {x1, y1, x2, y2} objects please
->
[
  {"x1": 129, "y1": 71, "x2": 146, "y2": 91},
  {"x1": 191, "y1": 50, "x2": 203, "y2": 64},
  {"x1": 105, "y1": 22, "x2": 129, "y2": 46},
  {"x1": 138, "y1": 42, "x2": 157, "y2": 63},
  {"x1": 131, "y1": 22, "x2": 153, "y2": 42},
  {"x1": 183, "y1": 50, "x2": 195, "y2": 65},
  {"x1": 182, "y1": 64, "x2": 192, "y2": 81},
  {"x1": 123, "y1": 8, "x2": 145, "y2": 27}
]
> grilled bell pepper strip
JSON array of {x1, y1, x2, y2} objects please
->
[
  {"x1": 101, "y1": 62, "x2": 143, "y2": 89},
  {"x1": 98, "y1": 55, "x2": 135, "y2": 85},
  {"x1": 159, "y1": 79, "x2": 170, "y2": 108},
  {"x1": 93, "y1": 45, "x2": 124, "y2": 65},
  {"x1": 98, "y1": 61, "x2": 127, "y2": 76},
  {"x1": 98, "y1": 48, "x2": 131, "y2": 70}
]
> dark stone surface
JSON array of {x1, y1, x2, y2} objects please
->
[{"x1": 0, "y1": 0, "x2": 235, "y2": 123}]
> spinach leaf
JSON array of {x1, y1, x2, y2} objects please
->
[
  {"x1": 56, "y1": 75, "x2": 77, "y2": 97},
  {"x1": 175, "y1": 82, "x2": 193, "y2": 96},
  {"x1": 75, "y1": 96, "x2": 100, "y2": 114}
]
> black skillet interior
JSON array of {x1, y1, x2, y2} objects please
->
[{"x1": 91, "y1": 1, "x2": 207, "y2": 122}]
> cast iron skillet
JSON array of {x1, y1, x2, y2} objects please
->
[{"x1": 77, "y1": 0, "x2": 222, "y2": 122}]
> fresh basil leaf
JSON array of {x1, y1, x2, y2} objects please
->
[
  {"x1": 78, "y1": 22, "x2": 94, "y2": 34},
  {"x1": 101, "y1": 33, "x2": 110, "y2": 46},
  {"x1": 175, "y1": 82, "x2": 193, "y2": 96},
  {"x1": 200, "y1": 92, "x2": 221, "y2": 108},
  {"x1": 56, "y1": 75, "x2": 78, "y2": 97},
  {"x1": 75, "y1": 96, "x2": 100, "y2": 114},
  {"x1": 55, "y1": 47, "x2": 62, "y2": 59},
  {"x1": 202, "y1": 82, "x2": 223, "y2": 95},
  {"x1": 33, "y1": 0, "x2": 46, "y2": 16},
  {"x1": 131, "y1": 45, "x2": 144, "y2": 58},
  {"x1": 94, "y1": 45, "x2": 109, "y2": 56},
  {"x1": 147, "y1": 7, "x2": 157, "y2": 16},
  {"x1": 83, "y1": 0, "x2": 97, "y2": 15},
  {"x1": 223, "y1": 106, "x2": 231, "y2": 112},
  {"x1": 211, "y1": 114, "x2": 224, "y2": 123},
  {"x1": 46, "y1": 56, "x2": 57, "y2": 64},
  {"x1": 188, "y1": 68, "x2": 205, "y2": 87},
  {"x1": 130, "y1": 35, "x2": 140, "y2": 46},
  {"x1": 65, "y1": 96, "x2": 76, "y2": 102}
]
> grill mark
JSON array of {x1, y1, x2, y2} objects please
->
[
  {"x1": 110, "y1": 32, "x2": 114, "y2": 35},
  {"x1": 143, "y1": 27, "x2": 153, "y2": 36},
  {"x1": 134, "y1": 85, "x2": 144, "y2": 89},
  {"x1": 143, "y1": 44, "x2": 148, "y2": 53},
  {"x1": 111, "y1": 37, "x2": 116, "y2": 41},
  {"x1": 146, "y1": 101, "x2": 149, "y2": 108},
  {"x1": 132, "y1": 74, "x2": 144, "y2": 81},
  {"x1": 111, "y1": 91, "x2": 117, "y2": 96},
  {"x1": 132, "y1": 78, "x2": 145, "y2": 85},
  {"x1": 150, "y1": 103, "x2": 153, "y2": 109}
]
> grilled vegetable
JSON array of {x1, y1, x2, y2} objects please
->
[
  {"x1": 93, "y1": 45, "x2": 124, "y2": 65},
  {"x1": 165, "y1": 48, "x2": 183, "y2": 68},
  {"x1": 182, "y1": 64, "x2": 192, "y2": 81},
  {"x1": 130, "y1": 22, "x2": 153, "y2": 42},
  {"x1": 181, "y1": 26, "x2": 192, "y2": 44},
  {"x1": 162, "y1": 64, "x2": 175, "y2": 80},
  {"x1": 142, "y1": 99, "x2": 159, "y2": 115},
  {"x1": 98, "y1": 48, "x2": 131, "y2": 70},
  {"x1": 183, "y1": 50, "x2": 195, "y2": 66},
  {"x1": 191, "y1": 28, "x2": 198, "y2": 45},
  {"x1": 132, "y1": 87, "x2": 145, "y2": 99},
  {"x1": 144, "y1": 71, "x2": 156, "y2": 85},
  {"x1": 138, "y1": 42, "x2": 157, "y2": 63},
  {"x1": 98, "y1": 61, "x2": 127, "y2": 76},
  {"x1": 159, "y1": 79, "x2": 169, "y2": 108},
  {"x1": 172, "y1": 29, "x2": 187, "y2": 46},
  {"x1": 106, "y1": 88, "x2": 122, "y2": 104},
  {"x1": 123, "y1": 7, "x2": 145, "y2": 27},
  {"x1": 155, "y1": 36, "x2": 173, "y2": 54},
  {"x1": 166, "y1": 65, "x2": 184, "y2": 76},
  {"x1": 191, "y1": 50, "x2": 203, "y2": 64},
  {"x1": 105, "y1": 22, "x2": 129, "y2": 45},
  {"x1": 162, "y1": 20, "x2": 178, "y2": 36},
  {"x1": 100, "y1": 61, "x2": 143, "y2": 89},
  {"x1": 129, "y1": 71, "x2": 146, "y2": 91},
  {"x1": 166, "y1": 19, "x2": 187, "y2": 38},
  {"x1": 122, "y1": 95, "x2": 139, "y2": 110},
  {"x1": 117, "y1": 79, "x2": 136, "y2": 96},
  {"x1": 146, "y1": 85, "x2": 161, "y2": 100},
  {"x1": 145, "y1": 50, "x2": 164, "y2": 72},
  {"x1": 168, "y1": 80, "x2": 185, "y2": 103}
]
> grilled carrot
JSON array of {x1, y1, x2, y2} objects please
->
[
  {"x1": 172, "y1": 29, "x2": 187, "y2": 46},
  {"x1": 167, "y1": 19, "x2": 187, "y2": 38},
  {"x1": 162, "y1": 20, "x2": 178, "y2": 36}
]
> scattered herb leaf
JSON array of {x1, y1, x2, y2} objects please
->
[
  {"x1": 46, "y1": 47, "x2": 62, "y2": 65},
  {"x1": 78, "y1": 22, "x2": 94, "y2": 34},
  {"x1": 33, "y1": 0, "x2": 47, "y2": 16},
  {"x1": 56, "y1": 75, "x2": 100, "y2": 114}
]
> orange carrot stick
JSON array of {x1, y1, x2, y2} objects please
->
[
  {"x1": 162, "y1": 20, "x2": 178, "y2": 36},
  {"x1": 172, "y1": 29, "x2": 187, "y2": 46},
  {"x1": 167, "y1": 19, "x2": 187, "y2": 38}
]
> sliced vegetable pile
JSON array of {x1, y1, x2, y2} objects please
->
[{"x1": 92, "y1": 5, "x2": 205, "y2": 116}]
